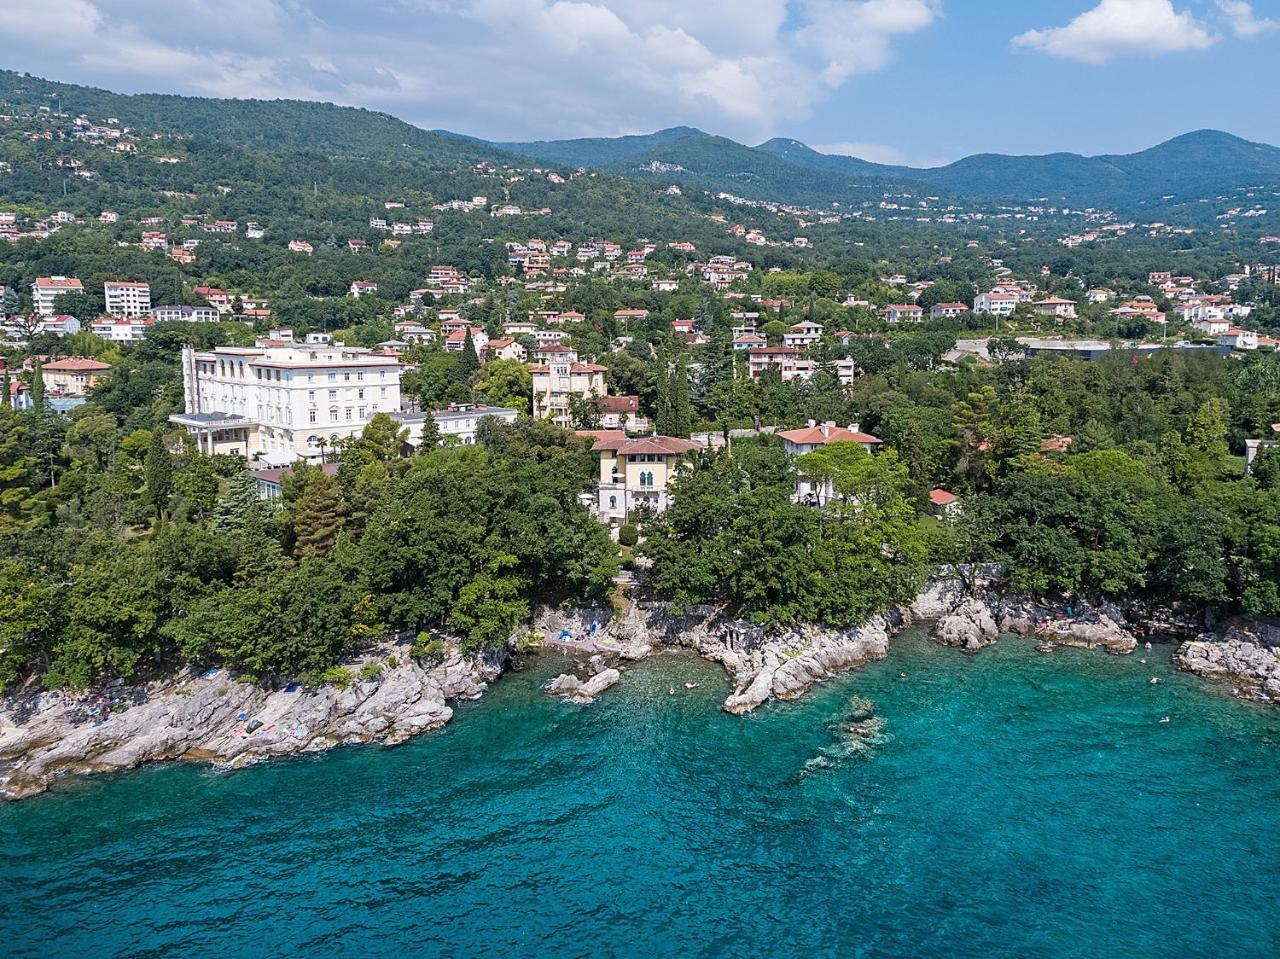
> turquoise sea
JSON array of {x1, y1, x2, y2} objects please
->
[{"x1": 3, "y1": 632, "x2": 1280, "y2": 959}]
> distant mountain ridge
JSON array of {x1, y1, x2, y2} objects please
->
[
  {"x1": 4, "y1": 70, "x2": 1279, "y2": 210},
  {"x1": 496, "y1": 126, "x2": 1280, "y2": 208}
]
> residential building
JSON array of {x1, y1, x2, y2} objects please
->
[
  {"x1": 349, "y1": 280, "x2": 378, "y2": 298},
  {"x1": 31, "y1": 276, "x2": 84, "y2": 315},
  {"x1": 1033, "y1": 297, "x2": 1078, "y2": 320},
  {"x1": 91, "y1": 316, "x2": 153, "y2": 343},
  {"x1": 103, "y1": 281, "x2": 152, "y2": 317},
  {"x1": 393, "y1": 403, "x2": 519, "y2": 447},
  {"x1": 883, "y1": 304, "x2": 924, "y2": 324},
  {"x1": 169, "y1": 341, "x2": 402, "y2": 464},
  {"x1": 599, "y1": 395, "x2": 649, "y2": 433},
  {"x1": 254, "y1": 463, "x2": 340, "y2": 499},
  {"x1": 485, "y1": 338, "x2": 527, "y2": 362},
  {"x1": 1218, "y1": 328, "x2": 1260, "y2": 351},
  {"x1": 41, "y1": 357, "x2": 111, "y2": 396},
  {"x1": 973, "y1": 292, "x2": 1018, "y2": 316},
  {"x1": 779, "y1": 422, "x2": 883, "y2": 505},
  {"x1": 783, "y1": 320, "x2": 824, "y2": 349},
  {"x1": 152, "y1": 305, "x2": 220, "y2": 323},
  {"x1": 929, "y1": 489, "x2": 961, "y2": 518},
  {"x1": 583, "y1": 431, "x2": 701, "y2": 524},
  {"x1": 930, "y1": 302, "x2": 968, "y2": 320},
  {"x1": 531, "y1": 360, "x2": 608, "y2": 426}
]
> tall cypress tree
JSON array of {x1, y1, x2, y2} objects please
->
[
  {"x1": 0, "y1": 371, "x2": 10, "y2": 409},
  {"x1": 452, "y1": 330, "x2": 480, "y2": 384},
  {"x1": 668, "y1": 354, "x2": 694, "y2": 439},
  {"x1": 143, "y1": 431, "x2": 174, "y2": 518},
  {"x1": 653, "y1": 346, "x2": 674, "y2": 436},
  {"x1": 29, "y1": 363, "x2": 44, "y2": 412}
]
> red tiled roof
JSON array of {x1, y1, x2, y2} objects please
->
[
  {"x1": 589, "y1": 434, "x2": 700, "y2": 455},
  {"x1": 600, "y1": 395, "x2": 639, "y2": 413},
  {"x1": 778, "y1": 425, "x2": 882, "y2": 446},
  {"x1": 929, "y1": 489, "x2": 958, "y2": 506},
  {"x1": 42, "y1": 357, "x2": 111, "y2": 372}
]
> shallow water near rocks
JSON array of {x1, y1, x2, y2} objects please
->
[{"x1": 3, "y1": 631, "x2": 1280, "y2": 958}]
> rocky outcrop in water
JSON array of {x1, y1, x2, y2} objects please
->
[
  {"x1": 545, "y1": 667, "x2": 622, "y2": 704},
  {"x1": 1175, "y1": 621, "x2": 1280, "y2": 703},
  {"x1": 0, "y1": 642, "x2": 504, "y2": 801},
  {"x1": 933, "y1": 597, "x2": 1000, "y2": 652}
]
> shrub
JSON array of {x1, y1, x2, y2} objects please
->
[
  {"x1": 358, "y1": 661, "x2": 383, "y2": 681},
  {"x1": 618, "y1": 523, "x2": 639, "y2": 548},
  {"x1": 411, "y1": 632, "x2": 445, "y2": 661}
]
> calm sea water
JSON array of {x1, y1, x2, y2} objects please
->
[{"x1": 3, "y1": 633, "x2": 1279, "y2": 959}]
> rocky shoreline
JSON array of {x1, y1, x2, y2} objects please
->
[
  {"x1": 1174, "y1": 618, "x2": 1280, "y2": 704},
  {"x1": 2, "y1": 573, "x2": 1270, "y2": 801},
  {"x1": 0, "y1": 643, "x2": 506, "y2": 801}
]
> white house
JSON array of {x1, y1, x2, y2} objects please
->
[
  {"x1": 31, "y1": 276, "x2": 84, "y2": 315},
  {"x1": 783, "y1": 320, "x2": 824, "y2": 349},
  {"x1": 91, "y1": 316, "x2": 153, "y2": 343},
  {"x1": 152, "y1": 305, "x2": 220, "y2": 323},
  {"x1": 393, "y1": 403, "x2": 519, "y2": 447},
  {"x1": 170, "y1": 341, "x2": 402, "y2": 464},
  {"x1": 973, "y1": 292, "x2": 1018, "y2": 316},
  {"x1": 930, "y1": 302, "x2": 967, "y2": 320},
  {"x1": 531, "y1": 360, "x2": 608, "y2": 426},
  {"x1": 778, "y1": 421, "x2": 883, "y2": 505},
  {"x1": 883, "y1": 304, "x2": 924, "y2": 324},
  {"x1": 103, "y1": 281, "x2": 151, "y2": 318}
]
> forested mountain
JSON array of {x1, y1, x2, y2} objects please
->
[
  {"x1": 765, "y1": 129, "x2": 1280, "y2": 206},
  {"x1": 8, "y1": 70, "x2": 1280, "y2": 212},
  {"x1": 497, "y1": 127, "x2": 707, "y2": 168},
  {"x1": 0, "y1": 70, "x2": 519, "y2": 167},
  {"x1": 501, "y1": 122, "x2": 1280, "y2": 209}
]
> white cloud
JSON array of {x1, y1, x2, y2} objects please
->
[
  {"x1": 1216, "y1": 0, "x2": 1280, "y2": 37},
  {"x1": 812, "y1": 140, "x2": 949, "y2": 168},
  {"x1": 1012, "y1": 0, "x2": 1216, "y2": 64},
  {"x1": 0, "y1": 0, "x2": 941, "y2": 141}
]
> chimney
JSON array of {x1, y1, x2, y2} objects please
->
[
  {"x1": 807, "y1": 419, "x2": 816, "y2": 428},
  {"x1": 849, "y1": 422, "x2": 860, "y2": 433}
]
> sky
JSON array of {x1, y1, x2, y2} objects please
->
[{"x1": 1, "y1": 0, "x2": 1278, "y2": 166}]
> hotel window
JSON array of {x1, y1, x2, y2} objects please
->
[
  {"x1": 308, "y1": 391, "x2": 315, "y2": 402},
  {"x1": 345, "y1": 408, "x2": 353, "y2": 420},
  {"x1": 343, "y1": 372, "x2": 351, "y2": 382},
  {"x1": 358, "y1": 389, "x2": 365, "y2": 400},
  {"x1": 380, "y1": 387, "x2": 387, "y2": 398},
  {"x1": 329, "y1": 407, "x2": 338, "y2": 422},
  {"x1": 358, "y1": 406, "x2": 366, "y2": 418},
  {"x1": 357, "y1": 371, "x2": 364, "y2": 382},
  {"x1": 328, "y1": 372, "x2": 336, "y2": 382},
  {"x1": 328, "y1": 389, "x2": 337, "y2": 401},
  {"x1": 309, "y1": 410, "x2": 317, "y2": 424}
]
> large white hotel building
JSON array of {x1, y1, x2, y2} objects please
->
[{"x1": 171, "y1": 338, "x2": 402, "y2": 465}]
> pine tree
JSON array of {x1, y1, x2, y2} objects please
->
[
  {"x1": 418, "y1": 412, "x2": 441, "y2": 450},
  {"x1": 291, "y1": 471, "x2": 346, "y2": 557},
  {"x1": 143, "y1": 431, "x2": 174, "y2": 517},
  {"x1": 0, "y1": 371, "x2": 10, "y2": 409},
  {"x1": 213, "y1": 472, "x2": 263, "y2": 533}
]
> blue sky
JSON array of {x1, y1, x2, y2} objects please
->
[{"x1": 2, "y1": 0, "x2": 1277, "y2": 165}]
